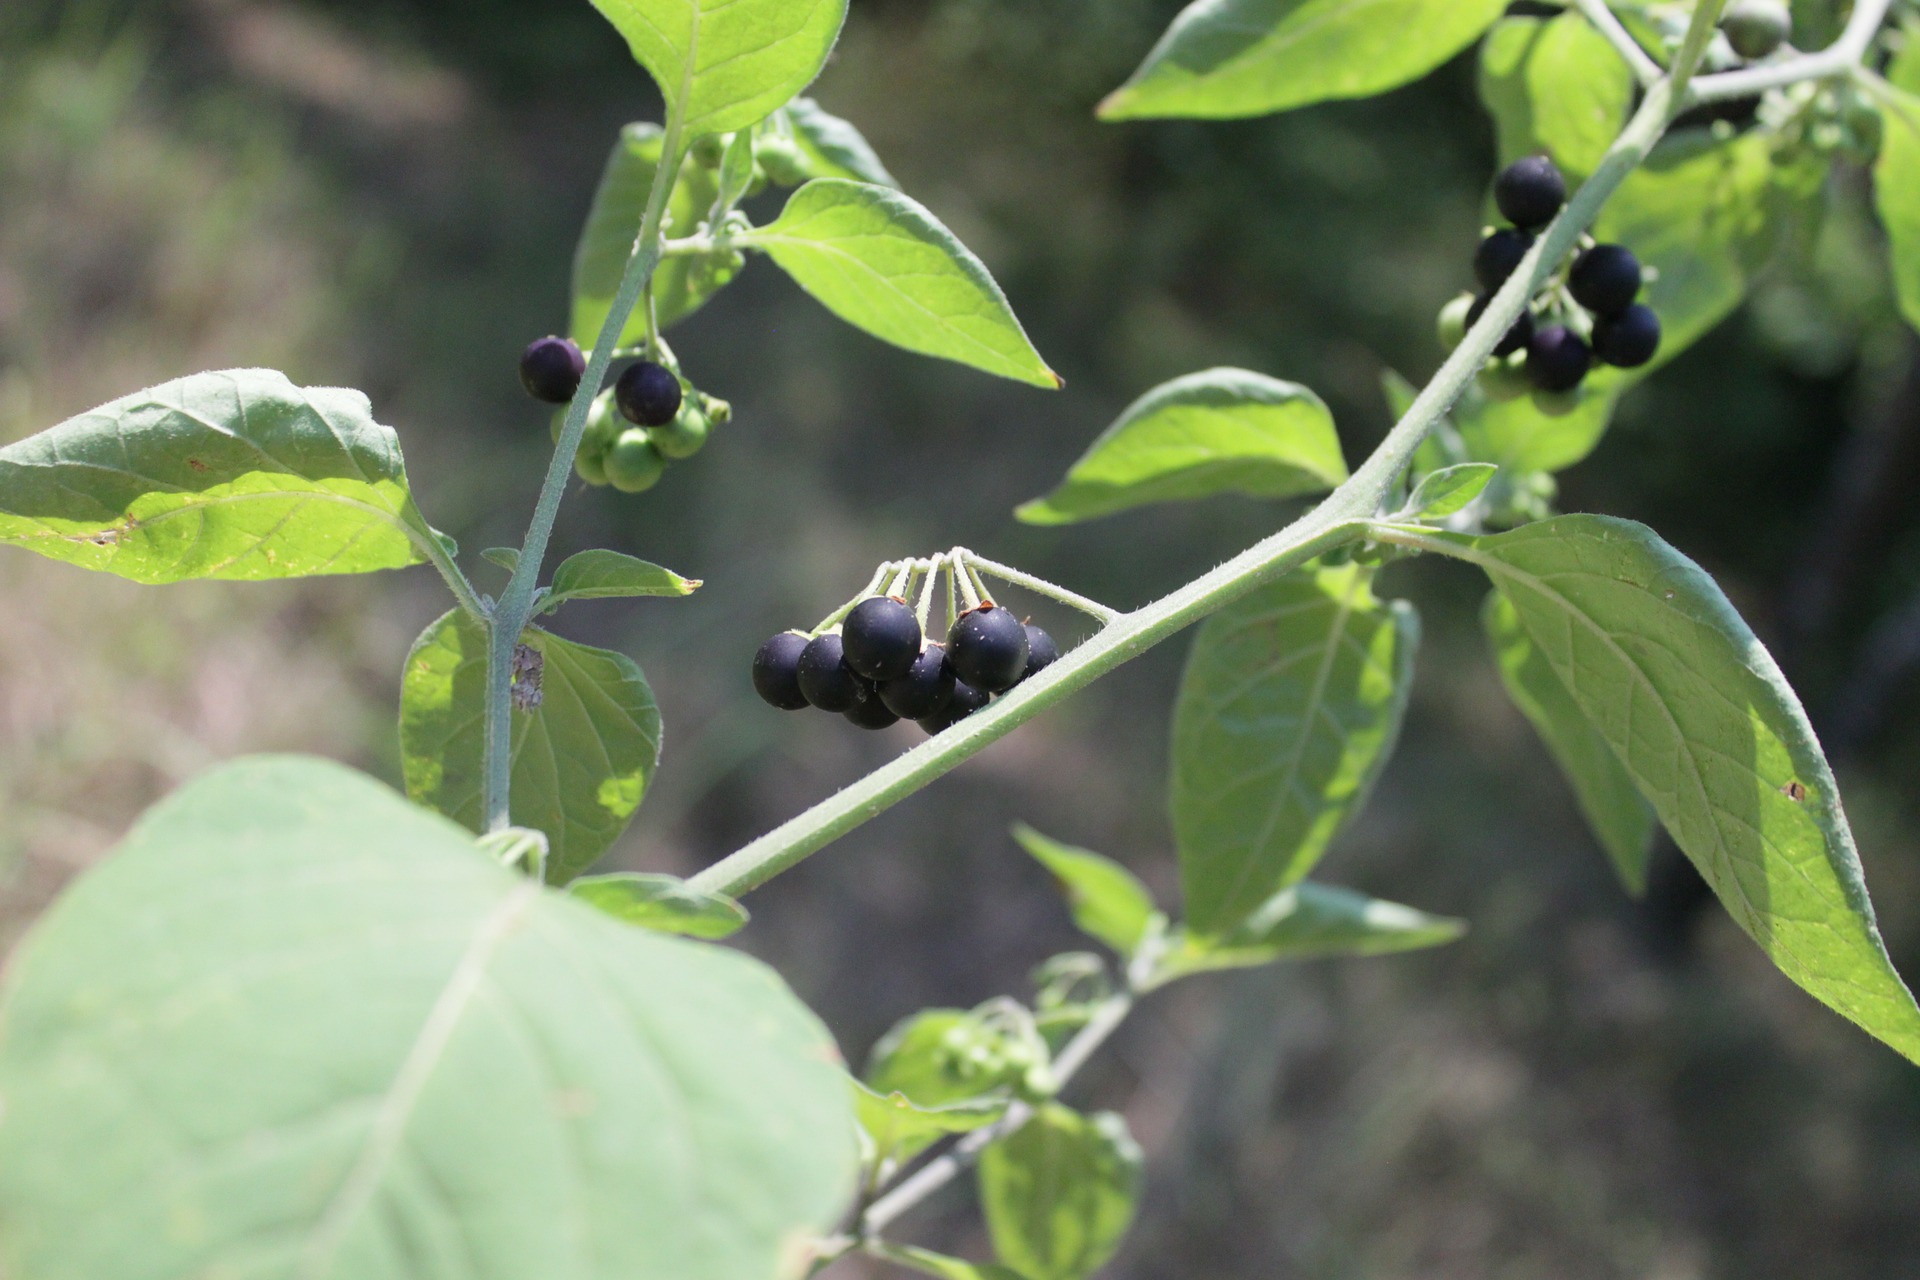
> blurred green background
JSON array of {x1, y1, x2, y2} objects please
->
[{"x1": 4, "y1": 1, "x2": 1920, "y2": 1276}]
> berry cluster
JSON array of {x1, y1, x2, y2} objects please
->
[
  {"x1": 518, "y1": 337, "x2": 727, "y2": 494},
  {"x1": 1442, "y1": 156, "x2": 1662, "y2": 408},
  {"x1": 754, "y1": 596, "x2": 1059, "y2": 735}
]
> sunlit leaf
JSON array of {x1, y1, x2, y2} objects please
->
[
  {"x1": 568, "y1": 872, "x2": 747, "y2": 938},
  {"x1": 1157, "y1": 881, "x2": 1464, "y2": 982},
  {"x1": 1404, "y1": 462, "x2": 1497, "y2": 521},
  {"x1": 1478, "y1": 12, "x2": 1634, "y2": 183},
  {"x1": 978, "y1": 1105, "x2": 1142, "y2": 1280},
  {"x1": 775, "y1": 97, "x2": 898, "y2": 187},
  {"x1": 1012, "y1": 825, "x2": 1160, "y2": 957},
  {"x1": 545, "y1": 548, "x2": 701, "y2": 610},
  {"x1": 1874, "y1": 47, "x2": 1920, "y2": 332}
]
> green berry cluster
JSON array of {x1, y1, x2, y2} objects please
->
[{"x1": 530, "y1": 355, "x2": 730, "y2": 495}]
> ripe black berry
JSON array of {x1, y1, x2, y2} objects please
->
[
  {"x1": 918, "y1": 679, "x2": 990, "y2": 735},
  {"x1": 1569, "y1": 244, "x2": 1643, "y2": 318},
  {"x1": 1467, "y1": 295, "x2": 1536, "y2": 357},
  {"x1": 844, "y1": 692, "x2": 901, "y2": 731},
  {"x1": 1526, "y1": 325, "x2": 1592, "y2": 393},
  {"x1": 520, "y1": 337, "x2": 585, "y2": 404},
  {"x1": 797, "y1": 633, "x2": 864, "y2": 712},
  {"x1": 843, "y1": 597, "x2": 923, "y2": 681},
  {"x1": 1494, "y1": 156, "x2": 1567, "y2": 231},
  {"x1": 615, "y1": 360, "x2": 683, "y2": 427},
  {"x1": 1591, "y1": 304, "x2": 1662, "y2": 369},
  {"x1": 948, "y1": 604, "x2": 1029, "y2": 693},
  {"x1": 752, "y1": 632, "x2": 811, "y2": 711},
  {"x1": 1022, "y1": 624, "x2": 1060, "y2": 682},
  {"x1": 1473, "y1": 229, "x2": 1533, "y2": 292},
  {"x1": 880, "y1": 645, "x2": 956, "y2": 720}
]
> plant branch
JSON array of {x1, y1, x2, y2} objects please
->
[
  {"x1": 1571, "y1": 0, "x2": 1665, "y2": 87},
  {"x1": 1689, "y1": 0, "x2": 1893, "y2": 103},
  {"x1": 964, "y1": 551, "x2": 1121, "y2": 624},
  {"x1": 415, "y1": 529, "x2": 487, "y2": 622}
]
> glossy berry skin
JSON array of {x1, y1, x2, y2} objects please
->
[
  {"x1": 650, "y1": 403, "x2": 710, "y2": 460},
  {"x1": 880, "y1": 645, "x2": 956, "y2": 720},
  {"x1": 1525, "y1": 325, "x2": 1592, "y2": 393},
  {"x1": 615, "y1": 360, "x2": 683, "y2": 427},
  {"x1": 843, "y1": 597, "x2": 923, "y2": 681},
  {"x1": 1467, "y1": 295, "x2": 1536, "y2": 357},
  {"x1": 1722, "y1": 0, "x2": 1791, "y2": 60},
  {"x1": 1494, "y1": 155, "x2": 1567, "y2": 231},
  {"x1": 797, "y1": 634, "x2": 865, "y2": 712},
  {"x1": 1569, "y1": 244, "x2": 1642, "y2": 318},
  {"x1": 1022, "y1": 625, "x2": 1060, "y2": 682},
  {"x1": 752, "y1": 632, "x2": 811, "y2": 711},
  {"x1": 1592, "y1": 304, "x2": 1662, "y2": 369},
  {"x1": 948, "y1": 604, "x2": 1029, "y2": 693},
  {"x1": 844, "y1": 692, "x2": 901, "y2": 731},
  {"x1": 918, "y1": 678, "x2": 990, "y2": 735},
  {"x1": 1473, "y1": 229, "x2": 1533, "y2": 292},
  {"x1": 520, "y1": 336, "x2": 585, "y2": 404}
]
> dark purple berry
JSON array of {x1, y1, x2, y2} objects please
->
[
  {"x1": 1494, "y1": 155, "x2": 1567, "y2": 231},
  {"x1": 844, "y1": 691, "x2": 901, "y2": 731},
  {"x1": 1021, "y1": 624, "x2": 1060, "y2": 682},
  {"x1": 1591, "y1": 304, "x2": 1662, "y2": 369},
  {"x1": 1473, "y1": 229, "x2": 1533, "y2": 292},
  {"x1": 615, "y1": 360, "x2": 682, "y2": 427},
  {"x1": 880, "y1": 645, "x2": 956, "y2": 720},
  {"x1": 752, "y1": 632, "x2": 811, "y2": 711},
  {"x1": 917, "y1": 679, "x2": 990, "y2": 735},
  {"x1": 1526, "y1": 324, "x2": 1592, "y2": 393},
  {"x1": 947, "y1": 604, "x2": 1029, "y2": 694},
  {"x1": 520, "y1": 336, "x2": 585, "y2": 404},
  {"x1": 797, "y1": 633, "x2": 863, "y2": 712},
  {"x1": 1467, "y1": 295, "x2": 1536, "y2": 357},
  {"x1": 1569, "y1": 244, "x2": 1643, "y2": 318},
  {"x1": 843, "y1": 597, "x2": 923, "y2": 681}
]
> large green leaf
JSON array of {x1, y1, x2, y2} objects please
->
[
  {"x1": 746, "y1": 179, "x2": 1060, "y2": 387},
  {"x1": 1017, "y1": 368, "x2": 1345, "y2": 525},
  {"x1": 400, "y1": 610, "x2": 662, "y2": 883},
  {"x1": 1156, "y1": 881, "x2": 1465, "y2": 983},
  {"x1": 0, "y1": 369, "x2": 437, "y2": 583},
  {"x1": 1098, "y1": 0, "x2": 1507, "y2": 122},
  {"x1": 1406, "y1": 515, "x2": 1920, "y2": 1063},
  {"x1": 1173, "y1": 562, "x2": 1419, "y2": 936},
  {"x1": 1483, "y1": 590, "x2": 1656, "y2": 894},
  {"x1": 1012, "y1": 824, "x2": 1161, "y2": 958},
  {"x1": 588, "y1": 0, "x2": 847, "y2": 138},
  {"x1": 1875, "y1": 45, "x2": 1920, "y2": 332},
  {"x1": 0, "y1": 755, "x2": 855, "y2": 1280},
  {"x1": 978, "y1": 1105, "x2": 1142, "y2": 1280},
  {"x1": 1478, "y1": 13, "x2": 1633, "y2": 184}
]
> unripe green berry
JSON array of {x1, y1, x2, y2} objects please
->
[
  {"x1": 1722, "y1": 0, "x2": 1791, "y2": 60},
  {"x1": 651, "y1": 403, "x2": 712, "y2": 460},
  {"x1": 1437, "y1": 292, "x2": 1475, "y2": 351},
  {"x1": 574, "y1": 443, "x2": 609, "y2": 486},
  {"x1": 604, "y1": 429, "x2": 667, "y2": 493},
  {"x1": 691, "y1": 133, "x2": 729, "y2": 169},
  {"x1": 1531, "y1": 388, "x2": 1583, "y2": 418},
  {"x1": 757, "y1": 136, "x2": 810, "y2": 185}
]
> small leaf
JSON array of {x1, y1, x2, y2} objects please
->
[
  {"x1": 1478, "y1": 13, "x2": 1633, "y2": 183},
  {"x1": 569, "y1": 872, "x2": 748, "y2": 939},
  {"x1": 400, "y1": 610, "x2": 662, "y2": 882},
  {"x1": 866, "y1": 1010, "x2": 1033, "y2": 1109},
  {"x1": 1012, "y1": 824, "x2": 1160, "y2": 957},
  {"x1": 0, "y1": 369, "x2": 438, "y2": 583},
  {"x1": 746, "y1": 178, "x2": 1060, "y2": 388},
  {"x1": 713, "y1": 128, "x2": 759, "y2": 214},
  {"x1": 587, "y1": 0, "x2": 847, "y2": 138},
  {"x1": 1098, "y1": 0, "x2": 1507, "y2": 121},
  {"x1": 545, "y1": 548, "x2": 702, "y2": 610},
  {"x1": 1174, "y1": 562, "x2": 1418, "y2": 936},
  {"x1": 978, "y1": 1105, "x2": 1142, "y2": 1280},
  {"x1": 779, "y1": 96, "x2": 898, "y2": 187},
  {"x1": 1483, "y1": 590, "x2": 1655, "y2": 894},
  {"x1": 1874, "y1": 51, "x2": 1920, "y2": 332},
  {"x1": 1017, "y1": 368, "x2": 1346, "y2": 525},
  {"x1": 1404, "y1": 462, "x2": 1497, "y2": 521},
  {"x1": 851, "y1": 1080, "x2": 1007, "y2": 1166},
  {"x1": 482, "y1": 546, "x2": 520, "y2": 572},
  {"x1": 1157, "y1": 881, "x2": 1465, "y2": 982},
  {"x1": 865, "y1": 1241, "x2": 1027, "y2": 1280}
]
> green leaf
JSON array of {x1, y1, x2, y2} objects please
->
[
  {"x1": 1098, "y1": 0, "x2": 1508, "y2": 122},
  {"x1": 1478, "y1": 13, "x2": 1634, "y2": 184},
  {"x1": 1454, "y1": 380, "x2": 1618, "y2": 474},
  {"x1": 482, "y1": 546, "x2": 520, "y2": 572},
  {"x1": 568, "y1": 872, "x2": 749, "y2": 938},
  {"x1": 1012, "y1": 824, "x2": 1161, "y2": 957},
  {"x1": 777, "y1": 97, "x2": 898, "y2": 187},
  {"x1": 745, "y1": 179, "x2": 1060, "y2": 388},
  {"x1": 587, "y1": 0, "x2": 847, "y2": 138},
  {"x1": 866, "y1": 1010, "x2": 1038, "y2": 1109},
  {"x1": 1157, "y1": 881, "x2": 1466, "y2": 982},
  {"x1": 1874, "y1": 51, "x2": 1920, "y2": 332},
  {"x1": 1173, "y1": 562, "x2": 1419, "y2": 936},
  {"x1": 851, "y1": 1081, "x2": 1007, "y2": 1165},
  {"x1": 1017, "y1": 368, "x2": 1347, "y2": 525},
  {"x1": 1420, "y1": 515, "x2": 1920, "y2": 1063},
  {"x1": 400, "y1": 611, "x2": 662, "y2": 883},
  {"x1": 1483, "y1": 590, "x2": 1656, "y2": 894},
  {"x1": 866, "y1": 1241, "x2": 1027, "y2": 1280},
  {"x1": 978, "y1": 1105, "x2": 1142, "y2": 1280},
  {"x1": 1404, "y1": 462, "x2": 1496, "y2": 521},
  {"x1": 572, "y1": 123, "x2": 735, "y2": 344},
  {"x1": 545, "y1": 548, "x2": 702, "y2": 610},
  {"x1": 0, "y1": 369, "x2": 438, "y2": 583},
  {"x1": 0, "y1": 755, "x2": 855, "y2": 1279}
]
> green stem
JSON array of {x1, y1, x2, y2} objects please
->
[
  {"x1": 964, "y1": 551, "x2": 1120, "y2": 624},
  {"x1": 415, "y1": 529, "x2": 486, "y2": 622}
]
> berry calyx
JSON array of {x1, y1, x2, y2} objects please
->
[
  {"x1": 843, "y1": 597, "x2": 923, "y2": 681},
  {"x1": 797, "y1": 633, "x2": 865, "y2": 713},
  {"x1": 844, "y1": 692, "x2": 901, "y2": 731},
  {"x1": 616, "y1": 360, "x2": 683, "y2": 427},
  {"x1": 1466, "y1": 295, "x2": 1536, "y2": 357},
  {"x1": 918, "y1": 678, "x2": 990, "y2": 735},
  {"x1": 881, "y1": 645, "x2": 956, "y2": 720},
  {"x1": 650, "y1": 402, "x2": 711, "y2": 460},
  {"x1": 1493, "y1": 155, "x2": 1567, "y2": 231},
  {"x1": 1592, "y1": 304, "x2": 1662, "y2": 369},
  {"x1": 1722, "y1": 0, "x2": 1790, "y2": 60},
  {"x1": 520, "y1": 336, "x2": 585, "y2": 404},
  {"x1": 753, "y1": 632, "x2": 812, "y2": 711},
  {"x1": 604, "y1": 429, "x2": 667, "y2": 493},
  {"x1": 1525, "y1": 325, "x2": 1592, "y2": 393},
  {"x1": 947, "y1": 603, "x2": 1030, "y2": 693},
  {"x1": 1022, "y1": 624, "x2": 1060, "y2": 682},
  {"x1": 1473, "y1": 229, "x2": 1533, "y2": 292},
  {"x1": 1569, "y1": 244, "x2": 1643, "y2": 318}
]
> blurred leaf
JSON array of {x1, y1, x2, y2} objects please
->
[
  {"x1": 1874, "y1": 51, "x2": 1920, "y2": 332},
  {"x1": 0, "y1": 756, "x2": 855, "y2": 1280},
  {"x1": 1174, "y1": 562, "x2": 1419, "y2": 936},
  {"x1": 0, "y1": 369, "x2": 438, "y2": 583},
  {"x1": 978, "y1": 1105, "x2": 1142, "y2": 1280},
  {"x1": 1482, "y1": 590, "x2": 1656, "y2": 894},
  {"x1": 568, "y1": 872, "x2": 748, "y2": 938},
  {"x1": 851, "y1": 1081, "x2": 1007, "y2": 1166},
  {"x1": 1018, "y1": 368, "x2": 1346, "y2": 525},
  {"x1": 1012, "y1": 824, "x2": 1160, "y2": 957},
  {"x1": 1422, "y1": 515, "x2": 1920, "y2": 1064},
  {"x1": 778, "y1": 96, "x2": 898, "y2": 186},
  {"x1": 866, "y1": 1242, "x2": 1026, "y2": 1280},
  {"x1": 867, "y1": 1009, "x2": 1035, "y2": 1108},
  {"x1": 1478, "y1": 13, "x2": 1633, "y2": 183},
  {"x1": 1157, "y1": 881, "x2": 1465, "y2": 981},
  {"x1": 1098, "y1": 0, "x2": 1507, "y2": 121},
  {"x1": 1404, "y1": 462, "x2": 1497, "y2": 520},
  {"x1": 747, "y1": 179, "x2": 1060, "y2": 387},
  {"x1": 587, "y1": 0, "x2": 847, "y2": 138},
  {"x1": 1455, "y1": 381, "x2": 1618, "y2": 474},
  {"x1": 400, "y1": 611, "x2": 662, "y2": 883},
  {"x1": 545, "y1": 548, "x2": 701, "y2": 610}
]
